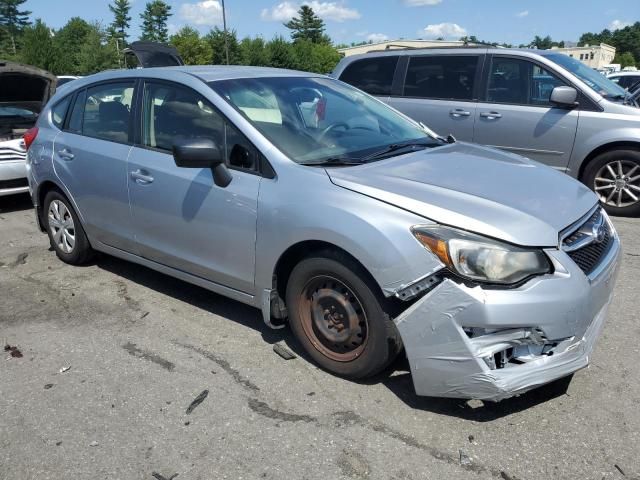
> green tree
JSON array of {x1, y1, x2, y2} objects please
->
[
  {"x1": 240, "y1": 36, "x2": 269, "y2": 66},
  {"x1": 108, "y1": 0, "x2": 131, "y2": 43},
  {"x1": 205, "y1": 27, "x2": 241, "y2": 64},
  {"x1": 77, "y1": 23, "x2": 119, "y2": 74},
  {"x1": 19, "y1": 19, "x2": 55, "y2": 70},
  {"x1": 170, "y1": 26, "x2": 212, "y2": 65},
  {"x1": 614, "y1": 51, "x2": 636, "y2": 68},
  {"x1": 284, "y1": 5, "x2": 329, "y2": 44},
  {"x1": 528, "y1": 35, "x2": 564, "y2": 50},
  {"x1": 0, "y1": 0, "x2": 31, "y2": 56},
  {"x1": 579, "y1": 22, "x2": 640, "y2": 64},
  {"x1": 266, "y1": 35, "x2": 295, "y2": 69},
  {"x1": 291, "y1": 39, "x2": 340, "y2": 73},
  {"x1": 140, "y1": 0, "x2": 171, "y2": 43}
]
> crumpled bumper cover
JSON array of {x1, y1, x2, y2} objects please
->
[{"x1": 394, "y1": 238, "x2": 621, "y2": 402}]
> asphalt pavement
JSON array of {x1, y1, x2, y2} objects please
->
[{"x1": 1, "y1": 192, "x2": 639, "y2": 480}]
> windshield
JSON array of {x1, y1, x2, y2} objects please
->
[
  {"x1": 0, "y1": 105, "x2": 37, "y2": 117},
  {"x1": 209, "y1": 76, "x2": 436, "y2": 164},
  {"x1": 546, "y1": 53, "x2": 627, "y2": 99}
]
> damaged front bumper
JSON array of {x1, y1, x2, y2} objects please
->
[{"x1": 394, "y1": 234, "x2": 621, "y2": 402}]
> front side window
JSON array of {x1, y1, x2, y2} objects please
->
[
  {"x1": 210, "y1": 76, "x2": 436, "y2": 164},
  {"x1": 404, "y1": 55, "x2": 478, "y2": 101},
  {"x1": 339, "y1": 56, "x2": 399, "y2": 96},
  {"x1": 82, "y1": 82, "x2": 134, "y2": 143},
  {"x1": 546, "y1": 53, "x2": 627, "y2": 99},
  {"x1": 486, "y1": 57, "x2": 565, "y2": 106},
  {"x1": 142, "y1": 82, "x2": 259, "y2": 171}
]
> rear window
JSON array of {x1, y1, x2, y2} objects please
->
[
  {"x1": 404, "y1": 55, "x2": 478, "y2": 101},
  {"x1": 339, "y1": 56, "x2": 399, "y2": 96}
]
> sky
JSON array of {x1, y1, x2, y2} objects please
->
[{"x1": 24, "y1": 0, "x2": 639, "y2": 46}]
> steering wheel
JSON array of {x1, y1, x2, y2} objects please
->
[{"x1": 319, "y1": 122, "x2": 350, "y2": 140}]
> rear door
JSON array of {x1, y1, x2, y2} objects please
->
[
  {"x1": 127, "y1": 80, "x2": 262, "y2": 294},
  {"x1": 473, "y1": 55, "x2": 579, "y2": 170},
  {"x1": 386, "y1": 54, "x2": 483, "y2": 141},
  {"x1": 53, "y1": 80, "x2": 136, "y2": 251},
  {"x1": 337, "y1": 55, "x2": 399, "y2": 103}
]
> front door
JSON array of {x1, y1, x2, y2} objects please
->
[
  {"x1": 473, "y1": 56, "x2": 579, "y2": 171},
  {"x1": 53, "y1": 80, "x2": 136, "y2": 251},
  {"x1": 127, "y1": 80, "x2": 261, "y2": 294}
]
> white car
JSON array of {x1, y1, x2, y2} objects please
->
[
  {"x1": 0, "y1": 61, "x2": 56, "y2": 196},
  {"x1": 607, "y1": 71, "x2": 640, "y2": 90}
]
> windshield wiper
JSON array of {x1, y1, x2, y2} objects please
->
[
  {"x1": 360, "y1": 140, "x2": 438, "y2": 162},
  {"x1": 298, "y1": 157, "x2": 365, "y2": 167}
]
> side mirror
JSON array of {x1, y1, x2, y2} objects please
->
[
  {"x1": 172, "y1": 139, "x2": 232, "y2": 187},
  {"x1": 550, "y1": 86, "x2": 578, "y2": 108}
]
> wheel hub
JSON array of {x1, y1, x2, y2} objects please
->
[
  {"x1": 48, "y1": 200, "x2": 75, "y2": 254},
  {"x1": 594, "y1": 160, "x2": 640, "y2": 208}
]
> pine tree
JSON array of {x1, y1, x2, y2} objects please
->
[
  {"x1": 140, "y1": 0, "x2": 171, "y2": 43},
  {"x1": 284, "y1": 6, "x2": 329, "y2": 44},
  {"x1": 108, "y1": 0, "x2": 131, "y2": 44},
  {"x1": 0, "y1": 0, "x2": 31, "y2": 55}
]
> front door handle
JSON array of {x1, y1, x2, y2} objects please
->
[
  {"x1": 449, "y1": 109, "x2": 471, "y2": 117},
  {"x1": 480, "y1": 111, "x2": 502, "y2": 120},
  {"x1": 130, "y1": 169, "x2": 154, "y2": 184},
  {"x1": 58, "y1": 148, "x2": 74, "y2": 161}
]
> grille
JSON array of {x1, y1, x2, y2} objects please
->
[
  {"x1": 0, "y1": 177, "x2": 28, "y2": 190},
  {"x1": 563, "y1": 209, "x2": 613, "y2": 276}
]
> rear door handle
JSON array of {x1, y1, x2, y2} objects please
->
[
  {"x1": 480, "y1": 111, "x2": 502, "y2": 119},
  {"x1": 58, "y1": 148, "x2": 74, "y2": 161},
  {"x1": 449, "y1": 109, "x2": 471, "y2": 117},
  {"x1": 130, "y1": 169, "x2": 154, "y2": 184}
]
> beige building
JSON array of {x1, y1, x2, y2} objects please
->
[
  {"x1": 549, "y1": 43, "x2": 616, "y2": 69},
  {"x1": 337, "y1": 39, "x2": 478, "y2": 57}
]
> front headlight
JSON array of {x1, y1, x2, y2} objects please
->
[{"x1": 412, "y1": 225, "x2": 551, "y2": 285}]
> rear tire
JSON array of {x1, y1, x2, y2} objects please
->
[
  {"x1": 43, "y1": 190, "x2": 94, "y2": 265},
  {"x1": 285, "y1": 251, "x2": 402, "y2": 379},
  {"x1": 582, "y1": 149, "x2": 640, "y2": 217}
]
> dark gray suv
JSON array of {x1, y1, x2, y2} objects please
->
[{"x1": 334, "y1": 47, "x2": 640, "y2": 216}]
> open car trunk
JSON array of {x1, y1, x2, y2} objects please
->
[
  {"x1": 0, "y1": 61, "x2": 57, "y2": 141},
  {"x1": 124, "y1": 41, "x2": 184, "y2": 68}
]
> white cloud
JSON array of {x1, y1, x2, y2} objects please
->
[
  {"x1": 609, "y1": 19, "x2": 631, "y2": 30},
  {"x1": 403, "y1": 0, "x2": 442, "y2": 5},
  {"x1": 366, "y1": 33, "x2": 389, "y2": 43},
  {"x1": 516, "y1": 10, "x2": 529, "y2": 18},
  {"x1": 180, "y1": 0, "x2": 223, "y2": 26},
  {"x1": 422, "y1": 22, "x2": 467, "y2": 39},
  {"x1": 261, "y1": 1, "x2": 361, "y2": 22}
]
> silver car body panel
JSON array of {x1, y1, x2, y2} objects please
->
[{"x1": 29, "y1": 65, "x2": 621, "y2": 401}]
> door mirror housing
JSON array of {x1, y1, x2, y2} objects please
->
[
  {"x1": 550, "y1": 86, "x2": 578, "y2": 108},
  {"x1": 172, "y1": 139, "x2": 232, "y2": 187}
]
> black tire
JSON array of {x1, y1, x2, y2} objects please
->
[
  {"x1": 582, "y1": 149, "x2": 640, "y2": 217},
  {"x1": 285, "y1": 251, "x2": 402, "y2": 379},
  {"x1": 43, "y1": 190, "x2": 94, "y2": 265}
]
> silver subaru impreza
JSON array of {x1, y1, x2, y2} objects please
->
[{"x1": 26, "y1": 66, "x2": 621, "y2": 401}]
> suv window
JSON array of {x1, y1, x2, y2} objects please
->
[
  {"x1": 81, "y1": 82, "x2": 134, "y2": 142},
  {"x1": 487, "y1": 57, "x2": 565, "y2": 106},
  {"x1": 339, "y1": 56, "x2": 399, "y2": 96},
  {"x1": 67, "y1": 90, "x2": 86, "y2": 133},
  {"x1": 142, "y1": 82, "x2": 260, "y2": 172},
  {"x1": 404, "y1": 55, "x2": 478, "y2": 101},
  {"x1": 51, "y1": 96, "x2": 72, "y2": 129}
]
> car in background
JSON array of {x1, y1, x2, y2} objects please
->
[
  {"x1": 57, "y1": 75, "x2": 82, "y2": 87},
  {"x1": 334, "y1": 48, "x2": 640, "y2": 216},
  {"x1": 25, "y1": 66, "x2": 620, "y2": 401},
  {"x1": 1, "y1": 61, "x2": 56, "y2": 197},
  {"x1": 607, "y1": 71, "x2": 640, "y2": 91}
]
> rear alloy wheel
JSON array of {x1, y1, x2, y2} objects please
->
[
  {"x1": 286, "y1": 253, "x2": 402, "y2": 379},
  {"x1": 44, "y1": 190, "x2": 94, "y2": 265},
  {"x1": 583, "y1": 149, "x2": 640, "y2": 217}
]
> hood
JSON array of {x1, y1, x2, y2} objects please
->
[
  {"x1": 124, "y1": 41, "x2": 184, "y2": 68},
  {"x1": 327, "y1": 142, "x2": 597, "y2": 247}
]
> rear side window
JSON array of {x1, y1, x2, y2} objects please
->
[
  {"x1": 404, "y1": 55, "x2": 478, "y2": 101},
  {"x1": 51, "y1": 96, "x2": 72, "y2": 129},
  {"x1": 339, "y1": 56, "x2": 399, "y2": 96},
  {"x1": 67, "y1": 90, "x2": 86, "y2": 133},
  {"x1": 82, "y1": 82, "x2": 135, "y2": 143}
]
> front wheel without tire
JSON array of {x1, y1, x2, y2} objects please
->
[
  {"x1": 285, "y1": 253, "x2": 402, "y2": 379},
  {"x1": 582, "y1": 149, "x2": 640, "y2": 217},
  {"x1": 44, "y1": 190, "x2": 94, "y2": 265}
]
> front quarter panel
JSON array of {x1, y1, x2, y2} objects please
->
[{"x1": 255, "y1": 166, "x2": 444, "y2": 302}]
